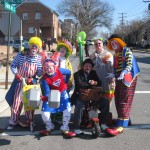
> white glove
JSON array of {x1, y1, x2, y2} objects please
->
[
  {"x1": 106, "y1": 73, "x2": 115, "y2": 79},
  {"x1": 117, "y1": 70, "x2": 128, "y2": 80}
]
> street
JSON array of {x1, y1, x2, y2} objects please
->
[{"x1": 0, "y1": 47, "x2": 150, "y2": 150}]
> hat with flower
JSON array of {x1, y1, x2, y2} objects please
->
[{"x1": 57, "y1": 39, "x2": 72, "y2": 58}]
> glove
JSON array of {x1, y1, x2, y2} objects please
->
[
  {"x1": 106, "y1": 73, "x2": 115, "y2": 79},
  {"x1": 15, "y1": 74, "x2": 22, "y2": 82},
  {"x1": 40, "y1": 96, "x2": 48, "y2": 102},
  {"x1": 117, "y1": 70, "x2": 128, "y2": 80}
]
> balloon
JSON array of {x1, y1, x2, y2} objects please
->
[
  {"x1": 77, "y1": 31, "x2": 86, "y2": 43},
  {"x1": 81, "y1": 41, "x2": 86, "y2": 45}
]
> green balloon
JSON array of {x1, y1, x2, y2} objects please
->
[
  {"x1": 81, "y1": 41, "x2": 86, "y2": 45},
  {"x1": 77, "y1": 31, "x2": 86, "y2": 43}
]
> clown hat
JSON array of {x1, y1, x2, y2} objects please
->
[{"x1": 57, "y1": 40, "x2": 72, "y2": 58}]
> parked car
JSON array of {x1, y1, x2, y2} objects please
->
[{"x1": 12, "y1": 39, "x2": 29, "y2": 52}]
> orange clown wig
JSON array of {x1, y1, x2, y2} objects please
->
[{"x1": 107, "y1": 34, "x2": 127, "y2": 50}]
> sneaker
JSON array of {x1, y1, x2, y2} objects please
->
[{"x1": 7, "y1": 124, "x2": 15, "y2": 130}]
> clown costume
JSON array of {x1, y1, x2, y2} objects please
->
[
  {"x1": 106, "y1": 34, "x2": 140, "y2": 136},
  {"x1": 39, "y1": 59, "x2": 76, "y2": 137},
  {"x1": 6, "y1": 37, "x2": 43, "y2": 130}
]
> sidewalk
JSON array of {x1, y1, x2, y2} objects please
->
[{"x1": 0, "y1": 66, "x2": 14, "y2": 114}]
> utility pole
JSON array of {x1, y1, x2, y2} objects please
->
[
  {"x1": 118, "y1": 13, "x2": 127, "y2": 38},
  {"x1": 143, "y1": 0, "x2": 150, "y2": 10}
]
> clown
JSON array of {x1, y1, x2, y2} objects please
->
[
  {"x1": 106, "y1": 34, "x2": 140, "y2": 136},
  {"x1": 39, "y1": 59, "x2": 76, "y2": 137},
  {"x1": 6, "y1": 37, "x2": 43, "y2": 130},
  {"x1": 56, "y1": 40, "x2": 73, "y2": 92}
]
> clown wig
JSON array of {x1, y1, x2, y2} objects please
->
[
  {"x1": 29, "y1": 36, "x2": 42, "y2": 48},
  {"x1": 107, "y1": 34, "x2": 127, "y2": 50}
]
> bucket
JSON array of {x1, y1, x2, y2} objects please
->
[{"x1": 48, "y1": 90, "x2": 61, "y2": 108}]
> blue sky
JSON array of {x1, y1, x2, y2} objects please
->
[{"x1": 40, "y1": 0, "x2": 148, "y2": 30}]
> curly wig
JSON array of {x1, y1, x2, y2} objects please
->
[{"x1": 29, "y1": 37, "x2": 42, "y2": 48}]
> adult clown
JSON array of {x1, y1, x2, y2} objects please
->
[
  {"x1": 106, "y1": 34, "x2": 140, "y2": 136},
  {"x1": 7, "y1": 37, "x2": 43, "y2": 130},
  {"x1": 39, "y1": 58, "x2": 76, "y2": 137}
]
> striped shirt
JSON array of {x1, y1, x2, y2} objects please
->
[
  {"x1": 10, "y1": 52, "x2": 43, "y2": 77},
  {"x1": 114, "y1": 48, "x2": 133, "y2": 73}
]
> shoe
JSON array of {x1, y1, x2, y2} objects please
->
[
  {"x1": 61, "y1": 130, "x2": 76, "y2": 137},
  {"x1": 106, "y1": 127, "x2": 124, "y2": 136},
  {"x1": 18, "y1": 120, "x2": 29, "y2": 128},
  {"x1": 39, "y1": 129, "x2": 53, "y2": 136},
  {"x1": 74, "y1": 129, "x2": 84, "y2": 135},
  {"x1": 7, "y1": 124, "x2": 15, "y2": 130}
]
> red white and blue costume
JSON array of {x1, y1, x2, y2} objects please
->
[
  {"x1": 9, "y1": 51, "x2": 42, "y2": 125},
  {"x1": 40, "y1": 66, "x2": 72, "y2": 131}
]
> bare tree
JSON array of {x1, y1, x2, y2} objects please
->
[{"x1": 57, "y1": 0, "x2": 114, "y2": 39}]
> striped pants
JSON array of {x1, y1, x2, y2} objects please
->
[{"x1": 9, "y1": 82, "x2": 34, "y2": 125}]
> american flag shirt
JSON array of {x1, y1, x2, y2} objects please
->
[{"x1": 10, "y1": 52, "x2": 43, "y2": 77}]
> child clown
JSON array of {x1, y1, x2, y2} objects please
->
[
  {"x1": 56, "y1": 40, "x2": 73, "y2": 92},
  {"x1": 39, "y1": 59, "x2": 76, "y2": 137}
]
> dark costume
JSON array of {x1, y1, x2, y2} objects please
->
[{"x1": 71, "y1": 59, "x2": 110, "y2": 130}]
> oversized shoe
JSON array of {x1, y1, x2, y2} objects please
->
[
  {"x1": 39, "y1": 130, "x2": 53, "y2": 136},
  {"x1": 112, "y1": 118, "x2": 132, "y2": 126},
  {"x1": 106, "y1": 127, "x2": 124, "y2": 136},
  {"x1": 61, "y1": 130, "x2": 76, "y2": 137}
]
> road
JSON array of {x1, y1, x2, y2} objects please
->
[{"x1": 0, "y1": 47, "x2": 150, "y2": 150}]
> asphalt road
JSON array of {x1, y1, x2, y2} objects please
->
[{"x1": 0, "y1": 47, "x2": 150, "y2": 150}]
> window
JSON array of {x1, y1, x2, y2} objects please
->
[
  {"x1": 23, "y1": 13, "x2": 28, "y2": 20},
  {"x1": 29, "y1": 27, "x2": 34, "y2": 34},
  {"x1": 35, "y1": 12, "x2": 41, "y2": 20}
]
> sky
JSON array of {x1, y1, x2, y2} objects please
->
[{"x1": 40, "y1": 0, "x2": 149, "y2": 32}]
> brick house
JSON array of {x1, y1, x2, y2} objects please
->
[{"x1": 15, "y1": 0, "x2": 61, "y2": 41}]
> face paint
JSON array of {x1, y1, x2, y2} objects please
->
[
  {"x1": 30, "y1": 44, "x2": 39, "y2": 56},
  {"x1": 111, "y1": 40, "x2": 119, "y2": 50},
  {"x1": 44, "y1": 62, "x2": 55, "y2": 75}
]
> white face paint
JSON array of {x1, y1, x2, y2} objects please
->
[
  {"x1": 30, "y1": 44, "x2": 39, "y2": 56},
  {"x1": 111, "y1": 40, "x2": 119, "y2": 50},
  {"x1": 44, "y1": 62, "x2": 55, "y2": 75}
]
